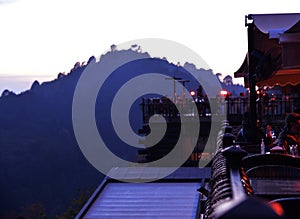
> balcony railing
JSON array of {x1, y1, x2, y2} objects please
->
[{"x1": 141, "y1": 96, "x2": 300, "y2": 125}]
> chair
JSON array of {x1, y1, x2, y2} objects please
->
[
  {"x1": 246, "y1": 165, "x2": 300, "y2": 179},
  {"x1": 242, "y1": 154, "x2": 300, "y2": 213},
  {"x1": 241, "y1": 153, "x2": 300, "y2": 172}
]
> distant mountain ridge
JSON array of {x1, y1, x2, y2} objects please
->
[{"x1": 0, "y1": 47, "x2": 246, "y2": 218}]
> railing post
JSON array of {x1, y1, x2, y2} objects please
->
[{"x1": 247, "y1": 21, "x2": 259, "y2": 139}]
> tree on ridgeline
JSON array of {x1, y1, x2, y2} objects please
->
[
  {"x1": 1, "y1": 89, "x2": 16, "y2": 97},
  {"x1": 31, "y1": 80, "x2": 40, "y2": 90},
  {"x1": 223, "y1": 75, "x2": 233, "y2": 86}
]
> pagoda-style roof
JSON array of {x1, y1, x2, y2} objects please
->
[{"x1": 235, "y1": 13, "x2": 300, "y2": 87}]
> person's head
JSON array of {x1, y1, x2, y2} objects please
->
[{"x1": 285, "y1": 112, "x2": 300, "y2": 133}]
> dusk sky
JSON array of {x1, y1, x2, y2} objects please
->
[{"x1": 0, "y1": 0, "x2": 298, "y2": 93}]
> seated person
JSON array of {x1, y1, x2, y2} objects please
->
[
  {"x1": 265, "y1": 124, "x2": 274, "y2": 147},
  {"x1": 236, "y1": 112, "x2": 265, "y2": 144},
  {"x1": 277, "y1": 112, "x2": 300, "y2": 154}
]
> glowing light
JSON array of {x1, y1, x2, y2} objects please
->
[
  {"x1": 269, "y1": 202, "x2": 285, "y2": 216},
  {"x1": 190, "y1": 91, "x2": 196, "y2": 96},
  {"x1": 220, "y1": 90, "x2": 229, "y2": 96}
]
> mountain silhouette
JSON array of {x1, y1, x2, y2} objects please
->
[{"x1": 0, "y1": 47, "x2": 243, "y2": 217}]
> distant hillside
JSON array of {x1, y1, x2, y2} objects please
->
[
  {"x1": 0, "y1": 57, "x2": 102, "y2": 218},
  {"x1": 0, "y1": 47, "x2": 245, "y2": 218}
]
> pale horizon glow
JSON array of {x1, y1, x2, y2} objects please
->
[{"x1": 0, "y1": 0, "x2": 299, "y2": 93}]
